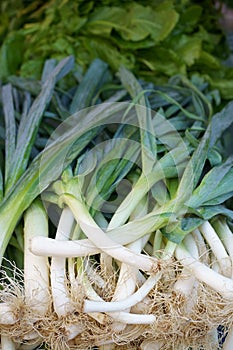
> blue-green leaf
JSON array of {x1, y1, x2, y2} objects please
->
[
  {"x1": 186, "y1": 156, "x2": 233, "y2": 208},
  {"x1": 2, "y1": 84, "x2": 16, "y2": 184}
]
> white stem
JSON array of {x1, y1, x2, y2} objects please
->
[
  {"x1": 212, "y1": 219, "x2": 233, "y2": 257},
  {"x1": 31, "y1": 231, "x2": 155, "y2": 258},
  {"x1": 170, "y1": 234, "x2": 198, "y2": 312},
  {"x1": 68, "y1": 257, "x2": 76, "y2": 287},
  {"x1": 30, "y1": 236, "x2": 99, "y2": 257},
  {"x1": 112, "y1": 193, "x2": 149, "y2": 302},
  {"x1": 0, "y1": 303, "x2": 18, "y2": 324},
  {"x1": 173, "y1": 233, "x2": 198, "y2": 296},
  {"x1": 80, "y1": 270, "x2": 156, "y2": 325},
  {"x1": 183, "y1": 233, "x2": 199, "y2": 259},
  {"x1": 141, "y1": 339, "x2": 163, "y2": 350},
  {"x1": 20, "y1": 330, "x2": 39, "y2": 341},
  {"x1": 50, "y1": 207, "x2": 75, "y2": 317},
  {"x1": 1, "y1": 336, "x2": 17, "y2": 350},
  {"x1": 50, "y1": 209, "x2": 84, "y2": 341},
  {"x1": 96, "y1": 340, "x2": 115, "y2": 347},
  {"x1": 173, "y1": 237, "x2": 199, "y2": 314},
  {"x1": 210, "y1": 252, "x2": 221, "y2": 272},
  {"x1": 208, "y1": 328, "x2": 219, "y2": 347},
  {"x1": 162, "y1": 240, "x2": 177, "y2": 259},
  {"x1": 131, "y1": 295, "x2": 152, "y2": 314},
  {"x1": 153, "y1": 230, "x2": 163, "y2": 257},
  {"x1": 212, "y1": 219, "x2": 233, "y2": 278},
  {"x1": 144, "y1": 242, "x2": 153, "y2": 255},
  {"x1": 18, "y1": 341, "x2": 41, "y2": 350},
  {"x1": 24, "y1": 199, "x2": 50, "y2": 316},
  {"x1": 100, "y1": 252, "x2": 114, "y2": 278},
  {"x1": 175, "y1": 244, "x2": 233, "y2": 299},
  {"x1": 110, "y1": 238, "x2": 146, "y2": 332},
  {"x1": 76, "y1": 265, "x2": 106, "y2": 324},
  {"x1": 66, "y1": 324, "x2": 85, "y2": 341},
  {"x1": 110, "y1": 194, "x2": 149, "y2": 333},
  {"x1": 18, "y1": 342, "x2": 41, "y2": 350},
  {"x1": 173, "y1": 269, "x2": 196, "y2": 297},
  {"x1": 98, "y1": 345, "x2": 115, "y2": 350},
  {"x1": 199, "y1": 221, "x2": 232, "y2": 277},
  {"x1": 63, "y1": 194, "x2": 158, "y2": 272},
  {"x1": 111, "y1": 243, "x2": 139, "y2": 302},
  {"x1": 108, "y1": 311, "x2": 155, "y2": 324},
  {"x1": 30, "y1": 209, "x2": 169, "y2": 258},
  {"x1": 83, "y1": 273, "x2": 160, "y2": 313},
  {"x1": 84, "y1": 259, "x2": 106, "y2": 289},
  {"x1": 192, "y1": 228, "x2": 209, "y2": 264}
]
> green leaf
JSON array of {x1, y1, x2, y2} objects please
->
[
  {"x1": 119, "y1": 66, "x2": 157, "y2": 173},
  {"x1": 0, "y1": 101, "x2": 127, "y2": 263},
  {"x1": 181, "y1": 216, "x2": 204, "y2": 232},
  {"x1": 2, "y1": 84, "x2": 16, "y2": 184},
  {"x1": 181, "y1": 75, "x2": 213, "y2": 119},
  {"x1": 151, "y1": 180, "x2": 169, "y2": 206},
  {"x1": 207, "y1": 77, "x2": 233, "y2": 100},
  {"x1": 179, "y1": 5, "x2": 203, "y2": 33},
  {"x1": 119, "y1": 2, "x2": 179, "y2": 42},
  {"x1": 61, "y1": 16, "x2": 87, "y2": 35},
  {"x1": 86, "y1": 134, "x2": 140, "y2": 211},
  {"x1": 186, "y1": 157, "x2": 233, "y2": 208},
  {"x1": 209, "y1": 101, "x2": 233, "y2": 148},
  {"x1": 0, "y1": 168, "x2": 3, "y2": 202},
  {"x1": 5, "y1": 56, "x2": 75, "y2": 193},
  {"x1": 208, "y1": 148, "x2": 222, "y2": 166},
  {"x1": 20, "y1": 59, "x2": 44, "y2": 80},
  {"x1": 169, "y1": 35, "x2": 202, "y2": 66},
  {"x1": 140, "y1": 47, "x2": 186, "y2": 76},
  {"x1": 85, "y1": 6, "x2": 126, "y2": 36},
  {"x1": 7, "y1": 75, "x2": 41, "y2": 95},
  {"x1": 198, "y1": 205, "x2": 233, "y2": 221},
  {"x1": 196, "y1": 50, "x2": 221, "y2": 70},
  {"x1": 161, "y1": 223, "x2": 187, "y2": 244},
  {"x1": 41, "y1": 58, "x2": 57, "y2": 84},
  {"x1": 174, "y1": 124, "x2": 210, "y2": 206},
  {"x1": 82, "y1": 37, "x2": 135, "y2": 71},
  {"x1": 111, "y1": 35, "x2": 155, "y2": 50},
  {"x1": 69, "y1": 58, "x2": 108, "y2": 113},
  {"x1": 0, "y1": 32, "x2": 25, "y2": 79}
]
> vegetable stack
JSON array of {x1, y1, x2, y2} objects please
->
[
  {"x1": 1, "y1": 0, "x2": 233, "y2": 99},
  {"x1": 0, "y1": 56, "x2": 233, "y2": 349}
]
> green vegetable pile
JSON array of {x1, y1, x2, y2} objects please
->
[
  {"x1": 0, "y1": 1, "x2": 233, "y2": 349},
  {"x1": 1, "y1": 0, "x2": 233, "y2": 98},
  {"x1": 0, "y1": 55, "x2": 232, "y2": 349}
]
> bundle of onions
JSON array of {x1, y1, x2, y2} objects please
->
[{"x1": 1, "y1": 67, "x2": 233, "y2": 350}]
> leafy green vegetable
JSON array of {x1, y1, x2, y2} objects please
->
[
  {"x1": 1, "y1": 0, "x2": 232, "y2": 99},
  {"x1": 69, "y1": 58, "x2": 108, "y2": 113},
  {"x1": 0, "y1": 52, "x2": 222, "y2": 265},
  {"x1": 0, "y1": 55, "x2": 127, "y2": 264},
  {"x1": 187, "y1": 158, "x2": 233, "y2": 208}
]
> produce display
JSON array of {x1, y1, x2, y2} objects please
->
[
  {"x1": 1, "y1": 0, "x2": 233, "y2": 98},
  {"x1": 0, "y1": 1, "x2": 233, "y2": 350}
]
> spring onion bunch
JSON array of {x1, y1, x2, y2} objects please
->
[{"x1": 0, "y1": 61, "x2": 232, "y2": 349}]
